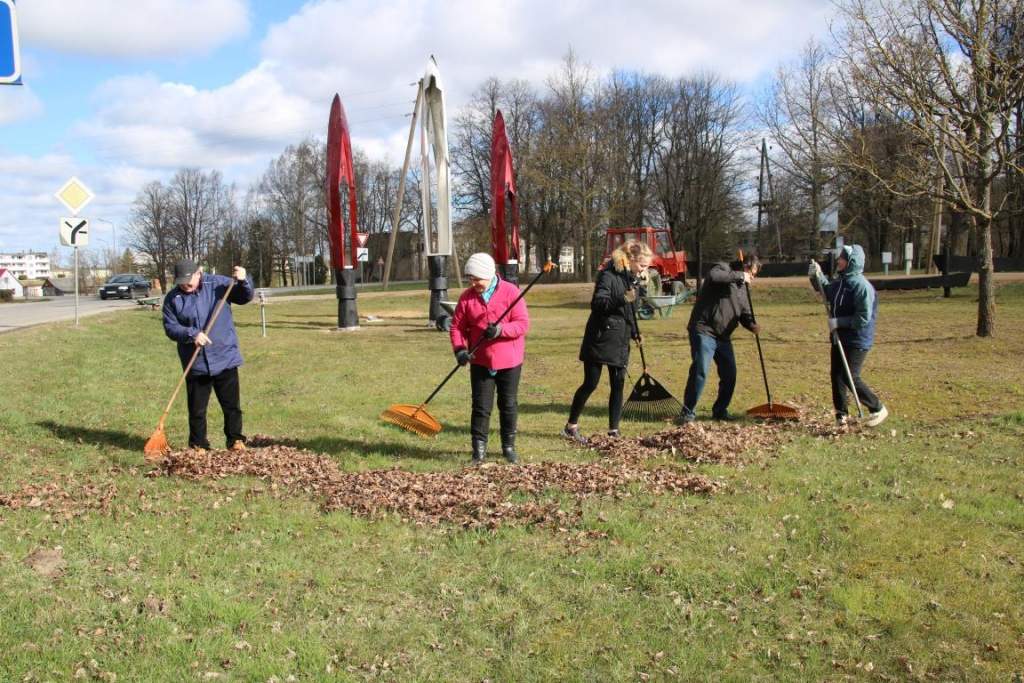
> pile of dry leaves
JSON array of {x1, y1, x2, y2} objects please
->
[
  {"x1": 0, "y1": 470, "x2": 117, "y2": 520},
  {"x1": 581, "y1": 410, "x2": 866, "y2": 464},
  {"x1": 147, "y1": 436, "x2": 718, "y2": 529}
]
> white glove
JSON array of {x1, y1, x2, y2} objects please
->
[
  {"x1": 233, "y1": 266, "x2": 247, "y2": 281},
  {"x1": 194, "y1": 331, "x2": 212, "y2": 346},
  {"x1": 742, "y1": 271, "x2": 754, "y2": 285},
  {"x1": 827, "y1": 318, "x2": 838, "y2": 332},
  {"x1": 808, "y1": 260, "x2": 822, "y2": 278}
]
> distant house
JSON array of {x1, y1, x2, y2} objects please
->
[
  {"x1": 0, "y1": 268, "x2": 25, "y2": 298},
  {"x1": 43, "y1": 276, "x2": 76, "y2": 296},
  {"x1": 21, "y1": 278, "x2": 46, "y2": 298}
]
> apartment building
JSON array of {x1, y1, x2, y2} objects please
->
[{"x1": 0, "y1": 252, "x2": 51, "y2": 279}]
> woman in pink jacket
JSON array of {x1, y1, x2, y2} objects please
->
[{"x1": 450, "y1": 253, "x2": 530, "y2": 465}]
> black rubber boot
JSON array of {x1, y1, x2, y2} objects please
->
[
  {"x1": 472, "y1": 438, "x2": 487, "y2": 465},
  {"x1": 501, "y1": 433, "x2": 517, "y2": 464}
]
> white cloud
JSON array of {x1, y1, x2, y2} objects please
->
[
  {"x1": 72, "y1": 66, "x2": 324, "y2": 170},
  {"x1": 0, "y1": 85, "x2": 44, "y2": 125},
  {"x1": 19, "y1": 0, "x2": 250, "y2": 58},
  {"x1": 67, "y1": 0, "x2": 836, "y2": 172},
  {"x1": 2, "y1": 0, "x2": 838, "y2": 251},
  {"x1": 0, "y1": 152, "x2": 159, "y2": 252}
]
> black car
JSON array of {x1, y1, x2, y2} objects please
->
[{"x1": 99, "y1": 274, "x2": 151, "y2": 300}]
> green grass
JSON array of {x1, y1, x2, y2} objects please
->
[{"x1": 1, "y1": 279, "x2": 1023, "y2": 681}]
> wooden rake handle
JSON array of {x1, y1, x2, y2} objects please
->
[{"x1": 155, "y1": 280, "x2": 237, "y2": 430}]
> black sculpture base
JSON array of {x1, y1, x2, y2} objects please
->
[
  {"x1": 499, "y1": 260, "x2": 519, "y2": 286},
  {"x1": 336, "y1": 267, "x2": 358, "y2": 329},
  {"x1": 427, "y1": 255, "x2": 448, "y2": 325}
]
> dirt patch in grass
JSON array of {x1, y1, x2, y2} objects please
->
[
  {"x1": 23, "y1": 547, "x2": 65, "y2": 579},
  {"x1": 146, "y1": 436, "x2": 719, "y2": 529},
  {"x1": 581, "y1": 411, "x2": 867, "y2": 465},
  {"x1": 0, "y1": 471, "x2": 118, "y2": 520}
]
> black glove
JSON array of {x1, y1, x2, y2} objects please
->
[
  {"x1": 484, "y1": 323, "x2": 501, "y2": 339},
  {"x1": 454, "y1": 348, "x2": 471, "y2": 366}
]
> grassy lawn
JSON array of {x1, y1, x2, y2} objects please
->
[{"x1": 1, "y1": 278, "x2": 1022, "y2": 681}]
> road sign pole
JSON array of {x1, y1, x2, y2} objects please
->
[{"x1": 74, "y1": 246, "x2": 79, "y2": 326}]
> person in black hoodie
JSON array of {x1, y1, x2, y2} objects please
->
[
  {"x1": 676, "y1": 253, "x2": 761, "y2": 423},
  {"x1": 562, "y1": 240, "x2": 653, "y2": 439}
]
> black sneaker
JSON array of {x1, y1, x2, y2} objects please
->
[{"x1": 711, "y1": 412, "x2": 739, "y2": 422}]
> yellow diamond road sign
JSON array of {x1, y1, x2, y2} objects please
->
[{"x1": 55, "y1": 176, "x2": 94, "y2": 215}]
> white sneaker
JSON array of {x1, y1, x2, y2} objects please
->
[
  {"x1": 835, "y1": 415, "x2": 849, "y2": 427},
  {"x1": 864, "y1": 405, "x2": 889, "y2": 427}
]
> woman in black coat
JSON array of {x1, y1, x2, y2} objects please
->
[{"x1": 562, "y1": 240, "x2": 653, "y2": 439}]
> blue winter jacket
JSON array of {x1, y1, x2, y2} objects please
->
[
  {"x1": 162, "y1": 273, "x2": 254, "y2": 376},
  {"x1": 812, "y1": 245, "x2": 877, "y2": 349}
]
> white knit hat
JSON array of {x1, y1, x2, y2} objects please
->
[{"x1": 464, "y1": 253, "x2": 496, "y2": 281}]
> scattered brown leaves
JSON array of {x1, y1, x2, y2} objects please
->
[
  {"x1": 0, "y1": 470, "x2": 117, "y2": 520},
  {"x1": 148, "y1": 435, "x2": 718, "y2": 529}
]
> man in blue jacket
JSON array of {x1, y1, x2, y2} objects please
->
[
  {"x1": 162, "y1": 259, "x2": 254, "y2": 450},
  {"x1": 809, "y1": 244, "x2": 888, "y2": 427}
]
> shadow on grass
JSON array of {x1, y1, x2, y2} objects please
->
[
  {"x1": 237, "y1": 321, "x2": 339, "y2": 331},
  {"x1": 516, "y1": 402, "x2": 607, "y2": 418},
  {"x1": 271, "y1": 433, "x2": 454, "y2": 461},
  {"x1": 36, "y1": 420, "x2": 145, "y2": 452},
  {"x1": 527, "y1": 301, "x2": 591, "y2": 310}
]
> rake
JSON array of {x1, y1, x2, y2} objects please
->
[
  {"x1": 811, "y1": 273, "x2": 863, "y2": 418},
  {"x1": 381, "y1": 262, "x2": 554, "y2": 437},
  {"x1": 622, "y1": 285, "x2": 682, "y2": 421},
  {"x1": 144, "y1": 280, "x2": 235, "y2": 462},
  {"x1": 743, "y1": 281, "x2": 800, "y2": 420}
]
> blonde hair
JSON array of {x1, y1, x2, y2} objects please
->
[{"x1": 609, "y1": 240, "x2": 653, "y2": 272}]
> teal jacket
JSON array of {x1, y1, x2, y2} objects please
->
[{"x1": 812, "y1": 245, "x2": 877, "y2": 349}]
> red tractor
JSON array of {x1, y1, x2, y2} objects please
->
[
  {"x1": 602, "y1": 227, "x2": 693, "y2": 319},
  {"x1": 603, "y1": 227, "x2": 688, "y2": 292}
]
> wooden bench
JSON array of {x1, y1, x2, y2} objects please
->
[{"x1": 136, "y1": 296, "x2": 161, "y2": 310}]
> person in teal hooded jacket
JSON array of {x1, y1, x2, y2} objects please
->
[{"x1": 809, "y1": 245, "x2": 889, "y2": 427}]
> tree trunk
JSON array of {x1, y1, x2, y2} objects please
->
[
  {"x1": 695, "y1": 237, "x2": 703, "y2": 291},
  {"x1": 976, "y1": 212, "x2": 996, "y2": 337}
]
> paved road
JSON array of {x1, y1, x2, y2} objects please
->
[{"x1": 0, "y1": 296, "x2": 144, "y2": 334}]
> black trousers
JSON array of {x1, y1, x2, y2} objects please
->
[
  {"x1": 470, "y1": 364, "x2": 521, "y2": 443},
  {"x1": 568, "y1": 361, "x2": 627, "y2": 431},
  {"x1": 831, "y1": 343, "x2": 883, "y2": 416},
  {"x1": 185, "y1": 367, "x2": 245, "y2": 449}
]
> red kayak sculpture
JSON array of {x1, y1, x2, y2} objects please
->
[
  {"x1": 490, "y1": 110, "x2": 520, "y2": 282},
  {"x1": 326, "y1": 93, "x2": 358, "y2": 271}
]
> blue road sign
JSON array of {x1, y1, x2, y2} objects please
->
[{"x1": 0, "y1": 0, "x2": 21, "y2": 85}]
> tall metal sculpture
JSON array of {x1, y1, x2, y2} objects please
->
[
  {"x1": 420, "y1": 57, "x2": 452, "y2": 325},
  {"x1": 326, "y1": 93, "x2": 359, "y2": 329},
  {"x1": 490, "y1": 109, "x2": 521, "y2": 284}
]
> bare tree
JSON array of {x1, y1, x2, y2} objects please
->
[
  {"x1": 167, "y1": 168, "x2": 227, "y2": 263},
  {"x1": 654, "y1": 74, "x2": 747, "y2": 284},
  {"x1": 127, "y1": 180, "x2": 175, "y2": 290},
  {"x1": 833, "y1": 0, "x2": 1024, "y2": 336},
  {"x1": 759, "y1": 39, "x2": 838, "y2": 257}
]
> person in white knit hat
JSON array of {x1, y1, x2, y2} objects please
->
[{"x1": 449, "y1": 253, "x2": 531, "y2": 464}]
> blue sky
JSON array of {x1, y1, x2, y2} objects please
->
[{"x1": 0, "y1": 0, "x2": 833, "y2": 257}]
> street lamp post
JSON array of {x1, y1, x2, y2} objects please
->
[{"x1": 96, "y1": 218, "x2": 116, "y2": 256}]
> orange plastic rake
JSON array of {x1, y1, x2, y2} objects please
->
[{"x1": 743, "y1": 281, "x2": 799, "y2": 421}]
